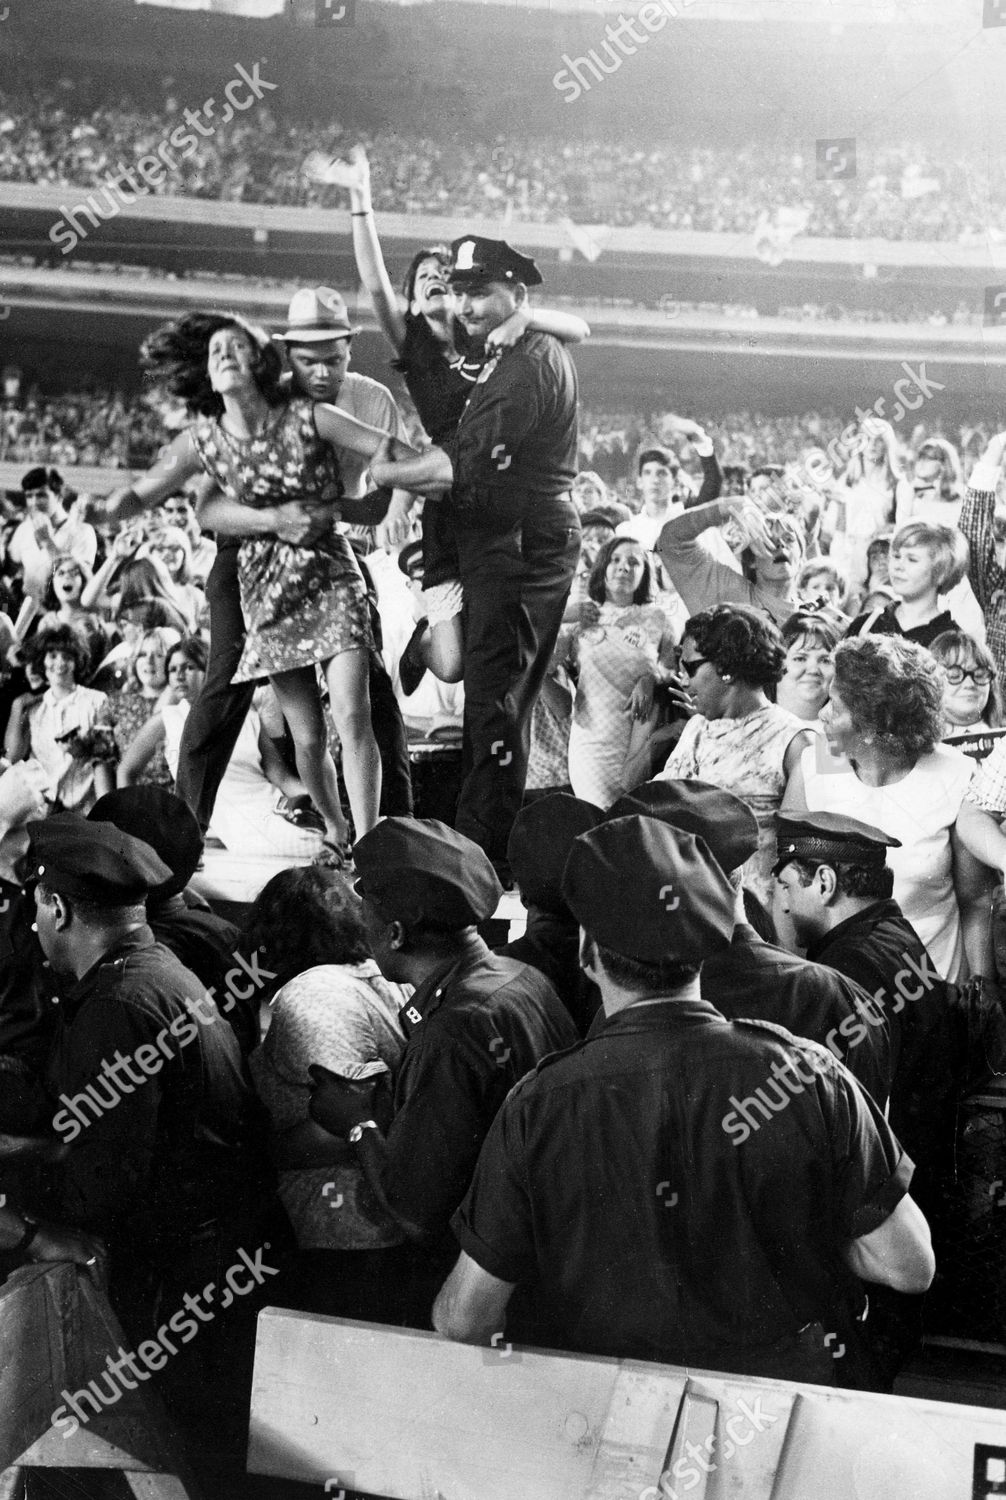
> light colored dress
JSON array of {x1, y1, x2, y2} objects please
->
[
  {"x1": 657, "y1": 703, "x2": 807, "y2": 904},
  {"x1": 567, "y1": 602, "x2": 673, "y2": 808},
  {"x1": 162, "y1": 696, "x2": 323, "y2": 859},
  {"x1": 799, "y1": 737, "x2": 974, "y2": 981},
  {"x1": 26, "y1": 684, "x2": 110, "y2": 811},
  {"x1": 190, "y1": 398, "x2": 371, "y2": 682},
  {"x1": 249, "y1": 961, "x2": 409, "y2": 1249}
]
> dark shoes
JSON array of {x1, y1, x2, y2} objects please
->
[{"x1": 399, "y1": 618, "x2": 429, "y2": 697}]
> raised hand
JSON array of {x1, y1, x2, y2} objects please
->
[{"x1": 302, "y1": 144, "x2": 371, "y2": 196}]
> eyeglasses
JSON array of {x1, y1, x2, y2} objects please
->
[
  {"x1": 944, "y1": 666, "x2": 993, "y2": 686},
  {"x1": 681, "y1": 657, "x2": 710, "y2": 679}
]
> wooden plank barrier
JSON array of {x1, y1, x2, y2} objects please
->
[
  {"x1": 248, "y1": 1310, "x2": 1006, "y2": 1500},
  {"x1": 0, "y1": 1262, "x2": 199, "y2": 1498}
]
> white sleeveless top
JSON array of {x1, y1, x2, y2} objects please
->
[{"x1": 798, "y1": 738, "x2": 974, "y2": 982}]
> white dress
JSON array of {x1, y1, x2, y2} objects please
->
[
  {"x1": 798, "y1": 737, "x2": 974, "y2": 981},
  {"x1": 162, "y1": 697, "x2": 323, "y2": 859}
]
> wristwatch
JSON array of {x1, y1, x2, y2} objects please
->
[{"x1": 348, "y1": 1119, "x2": 380, "y2": 1145}]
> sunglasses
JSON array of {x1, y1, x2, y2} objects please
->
[
  {"x1": 944, "y1": 666, "x2": 993, "y2": 686},
  {"x1": 681, "y1": 657, "x2": 710, "y2": 679}
]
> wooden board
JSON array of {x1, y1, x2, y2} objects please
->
[
  {"x1": 249, "y1": 1311, "x2": 680, "y2": 1500},
  {"x1": 248, "y1": 1312, "x2": 1006, "y2": 1500},
  {"x1": 0, "y1": 1263, "x2": 199, "y2": 1496}
]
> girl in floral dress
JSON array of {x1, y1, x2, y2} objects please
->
[
  {"x1": 102, "y1": 312, "x2": 406, "y2": 859},
  {"x1": 565, "y1": 537, "x2": 679, "y2": 807}
]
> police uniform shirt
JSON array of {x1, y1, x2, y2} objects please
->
[
  {"x1": 147, "y1": 895, "x2": 254, "y2": 1053},
  {"x1": 806, "y1": 899, "x2": 953, "y2": 1175},
  {"x1": 496, "y1": 908, "x2": 601, "y2": 1037},
  {"x1": 440, "y1": 333, "x2": 578, "y2": 514},
  {"x1": 702, "y1": 924, "x2": 894, "y2": 1108},
  {"x1": 383, "y1": 934, "x2": 578, "y2": 1240},
  {"x1": 452, "y1": 997, "x2": 911, "y2": 1378},
  {"x1": 43, "y1": 929, "x2": 257, "y2": 1248}
]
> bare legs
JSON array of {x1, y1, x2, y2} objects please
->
[
  {"x1": 269, "y1": 649, "x2": 382, "y2": 847},
  {"x1": 325, "y1": 647, "x2": 382, "y2": 837},
  {"x1": 268, "y1": 665, "x2": 350, "y2": 847},
  {"x1": 420, "y1": 615, "x2": 465, "y2": 683}
]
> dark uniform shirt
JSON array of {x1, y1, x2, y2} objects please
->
[
  {"x1": 147, "y1": 893, "x2": 254, "y2": 1053},
  {"x1": 702, "y1": 924, "x2": 893, "y2": 1107},
  {"x1": 384, "y1": 933, "x2": 577, "y2": 1240},
  {"x1": 43, "y1": 929, "x2": 262, "y2": 1256},
  {"x1": 453, "y1": 997, "x2": 911, "y2": 1381},
  {"x1": 441, "y1": 332, "x2": 578, "y2": 519},
  {"x1": 806, "y1": 899, "x2": 952, "y2": 1177},
  {"x1": 496, "y1": 907, "x2": 601, "y2": 1037},
  {"x1": 0, "y1": 879, "x2": 53, "y2": 1129}
]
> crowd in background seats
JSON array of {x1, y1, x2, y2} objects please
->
[{"x1": 2, "y1": 88, "x2": 1002, "y2": 241}]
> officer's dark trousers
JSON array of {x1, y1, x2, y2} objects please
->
[
  {"x1": 454, "y1": 498, "x2": 580, "y2": 868},
  {"x1": 176, "y1": 545, "x2": 414, "y2": 830},
  {"x1": 176, "y1": 546, "x2": 253, "y2": 833}
]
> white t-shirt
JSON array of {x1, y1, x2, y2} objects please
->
[
  {"x1": 9, "y1": 513, "x2": 98, "y2": 601},
  {"x1": 336, "y1": 373, "x2": 411, "y2": 500},
  {"x1": 799, "y1": 737, "x2": 974, "y2": 982}
]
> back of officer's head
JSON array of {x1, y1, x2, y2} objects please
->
[{"x1": 563, "y1": 815, "x2": 734, "y2": 997}]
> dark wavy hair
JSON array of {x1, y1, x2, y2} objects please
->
[
  {"x1": 167, "y1": 635, "x2": 208, "y2": 674},
  {"x1": 27, "y1": 622, "x2": 91, "y2": 682},
  {"x1": 684, "y1": 604, "x2": 786, "y2": 687},
  {"x1": 141, "y1": 311, "x2": 285, "y2": 418},
  {"x1": 587, "y1": 536, "x2": 654, "y2": 606},
  {"x1": 831, "y1": 635, "x2": 944, "y2": 760},
  {"x1": 401, "y1": 244, "x2": 451, "y2": 306},
  {"x1": 240, "y1": 865, "x2": 372, "y2": 1002},
  {"x1": 41, "y1": 558, "x2": 89, "y2": 612}
]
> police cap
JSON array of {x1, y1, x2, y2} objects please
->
[
  {"x1": 562, "y1": 815, "x2": 735, "y2": 963},
  {"x1": 609, "y1": 780, "x2": 759, "y2": 875},
  {"x1": 89, "y1": 787, "x2": 203, "y2": 902},
  {"x1": 448, "y1": 236, "x2": 543, "y2": 289},
  {"x1": 27, "y1": 813, "x2": 172, "y2": 905},
  {"x1": 773, "y1": 811, "x2": 900, "y2": 876},
  {"x1": 353, "y1": 817, "x2": 501, "y2": 928},
  {"x1": 507, "y1": 793, "x2": 603, "y2": 914}
]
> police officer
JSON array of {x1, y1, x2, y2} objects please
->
[
  {"x1": 307, "y1": 817, "x2": 578, "y2": 1317},
  {"x1": 369, "y1": 237, "x2": 581, "y2": 880},
  {"x1": 29, "y1": 816, "x2": 268, "y2": 1338},
  {"x1": 88, "y1": 786, "x2": 259, "y2": 1053},
  {"x1": 434, "y1": 815, "x2": 934, "y2": 1385},
  {"x1": 610, "y1": 781, "x2": 893, "y2": 1107},
  {"x1": 774, "y1": 809, "x2": 952, "y2": 1389},
  {"x1": 496, "y1": 792, "x2": 604, "y2": 1035},
  {"x1": 773, "y1": 812, "x2": 952, "y2": 1189}
]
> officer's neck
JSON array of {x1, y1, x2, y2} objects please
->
[
  {"x1": 600, "y1": 974, "x2": 702, "y2": 1019},
  {"x1": 64, "y1": 917, "x2": 148, "y2": 981},
  {"x1": 404, "y1": 927, "x2": 487, "y2": 991}
]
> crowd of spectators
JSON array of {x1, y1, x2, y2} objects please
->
[{"x1": 2, "y1": 87, "x2": 1001, "y2": 242}]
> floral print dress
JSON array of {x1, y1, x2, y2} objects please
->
[{"x1": 190, "y1": 398, "x2": 372, "y2": 682}]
